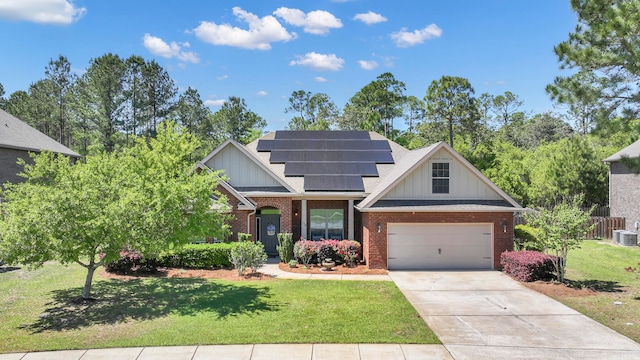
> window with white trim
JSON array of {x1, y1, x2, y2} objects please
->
[{"x1": 432, "y1": 162, "x2": 450, "y2": 194}]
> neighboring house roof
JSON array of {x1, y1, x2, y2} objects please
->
[
  {"x1": 198, "y1": 131, "x2": 523, "y2": 212},
  {"x1": 0, "y1": 109, "x2": 80, "y2": 158},
  {"x1": 603, "y1": 139, "x2": 640, "y2": 162}
]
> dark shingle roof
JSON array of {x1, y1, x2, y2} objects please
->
[
  {"x1": 0, "y1": 109, "x2": 80, "y2": 158},
  {"x1": 603, "y1": 139, "x2": 640, "y2": 162}
]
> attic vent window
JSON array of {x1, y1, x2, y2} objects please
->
[{"x1": 432, "y1": 162, "x2": 450, "y2": 194}]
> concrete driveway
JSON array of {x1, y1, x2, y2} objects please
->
[{"x1": 390, "y1": 271, "x2": 640, "y2": 360}]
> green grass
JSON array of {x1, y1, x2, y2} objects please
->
[
  {"x1": 553, "y1": 240, "x2": 640, "y2": 342},
  {"x1": 0, "y1": 263, "x2": 438, "y2": 353}
]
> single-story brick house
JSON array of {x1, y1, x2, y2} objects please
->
[
  {"x1": 197, "y1": 130, "x2": 523, "y2": 270},
  {"x1": 603, "y1": 140, "x2": 640, "y2": 231},
  {"x1": 0, "y1": 109, "x2": 80, "y2": 186}
]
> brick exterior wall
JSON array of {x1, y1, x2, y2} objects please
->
[
  {"x1": 610, "y1": 162, "x2": 639, "y2": 231},
  {"x1": 361, "y1": 211, "x2": 514, "y2": 269},
  {"x1": 0, "y1": 148, "x2": 33, "y2": 185}
]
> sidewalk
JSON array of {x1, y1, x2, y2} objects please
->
[{"x1": 0, "y1": 344, "x2": 452, "y2": 360}]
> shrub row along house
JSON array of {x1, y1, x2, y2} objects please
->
[
  {"x1": 0, "y1": 109, "x2": 80, "y2": 186},
  {"x1": 197, "y1": 130, "x2": 524, "y2": 270}
]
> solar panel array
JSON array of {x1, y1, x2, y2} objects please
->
[{"x1": 257, "y1": 130, "x2": 394, "y2": 192}]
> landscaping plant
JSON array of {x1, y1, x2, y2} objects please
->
[
  {"x1": 230, "y1": 241, "x2": 267, "y2": 275},
  {"x1": 525, "y1": 197, "x2": 594, "y2": 282},
  {"x1": 0, "y1": 122, "x2": 230, "y2": 299},
  {"x1": 276, "y1": 232, "x2": 294, "y2": 263},
  {"x1": 293, "y1": 240, "x2": 317, "y2": 267},
  {"x1": 316, "y1": 239, "x2": 339, "y2": 264},
  {"x1": 500, "y1": 250, "x2": 556, "y2": 282},
  {"x1": 336, "y1": 240, "x2": 361, "y2": 267}
]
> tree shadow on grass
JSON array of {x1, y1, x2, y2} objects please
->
[
  {"x1": 565, "y1": 279, "x2": 625, "y2": 293},
  {"x1": 0, "y1": 266, "x2": 21, "y2": 273},
  {"x1": 21, "y1": 277, "x2": 278, "y2": 333}
]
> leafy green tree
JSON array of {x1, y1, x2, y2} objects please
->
[
  {"x1": 0, "y1": 122, "x2": 228, "y2": 299},
  {"x1": 526, "y1": 197, "x2": 594, "y2": 282},
  {"x1": 491, "y1": 91, "x2": 523, "y2": 128},
  {"x1": 0, "y1": 82, "x2": 6, "y2": 110},
  {"x1": 285, "y1": 90, "x2": 338, "y2": 130},
  {"x1": 123, "y1": 55, "x2": 147, "y2": 144},
  {"x1": 402, "y1": 95, "x2": 426, "y2": 134},
  {"x1": 549, "y1": 0, "x2": 640, "y2": 128},
  {"x1": 341, "y1": 72, "x2": 406, "y2": 137},
  {"x1": 424, "y1": 76, "x2": 480, "y2": 148},
  {"x1": 45, "y1": 55, "x2": 77, "y2": 147},
  {"x1": 206, "y1": 96, "x2": 266, "y2": 144},
  {"x1": 527, "y1": 137, "x2": 607, "y2": 207},
  {"x1": 505, "y1": 112, "x2": 573, "y2": 149},
  {"x1": 141, "y1": 60, "x2": 177, "y2": 136},
  {"x1": 76, "y1": 53, "x2": 127, "y2": 153}
]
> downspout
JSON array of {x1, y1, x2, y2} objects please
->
[{"x1": 247, "y1": 209, "x2": 257, "y2": 238}]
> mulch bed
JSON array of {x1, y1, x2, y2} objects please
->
[
  {"x1": 278, "y1": 262, "x2": 388, "y2": 275},
  {"x1": 522, "y1": 280, "x2": 596, "y2": 297}
]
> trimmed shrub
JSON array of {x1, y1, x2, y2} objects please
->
[
  {"x1": 103, "y1": 250, "x2": 159, "y2": 274},
  {"x1": 500, "y1": 250, "x2": 556, "y2": 282},
  {"x1": 276, "y1": 232, "x2": 294, "y2": 263},
  {"x1": 293, "y1": 240, "x2": 318, "y2": 267},
  {"x1": 514, "y1": 224, "x2": 544, "y2": 251},
  {"x1": 231, "y1": 241, "x2": 268, "y2": 275},
  {"x1": 237, "y1": 232, "x2": 252, "y2": 242},
  {"x1": 157, "y1": 243, "x2": 235, "y2": 269},
  {"x1": 336, "y1": 240, "x2": 361, "y2": 267},
  {"x1": 316, "y1": 239, "x2": 340, "y2": 263}
]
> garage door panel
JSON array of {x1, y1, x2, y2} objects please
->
[{"x1": 388, "y1": 223, "x2": 493, "y2": 270}]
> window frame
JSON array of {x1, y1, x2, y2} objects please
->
[
  {"x1": 309, "y1": 208, "x2": 344, "y2": 240},
  {"x1": 430, "y1": 161, "x2": 451, "y2": 195}
]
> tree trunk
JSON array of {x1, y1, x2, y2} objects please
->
[
  {"x1": 82, "y1": 265, "x2": 98, "y2": 299},
  {"x1": 448, "y1": 118, "x2": 454, "y2": 147}
]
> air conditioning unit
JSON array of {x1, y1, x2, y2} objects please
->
[
  {"x1": 613, "y1": 230, "x2": 623, "y2": 244},
  {"x1": 620, "y1": 231, "x2": 638, "y2": 246}
]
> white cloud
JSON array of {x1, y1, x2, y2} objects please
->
[
  {"x1": 0, "y1": 0, "x2": 86, "y2": 24},
  {"x1": 217, "y1": 75, "x2": 228, "y2": 80},
  {"x1": 390, "y1": 24, "x2": 442, "y2": 47},
  {"x1": 483, "y1": 80, "x2": 506, "y2": 86},
  {"x1": 358, "y1": 60, "x2": 378, "y2": 70},
  {"x1": 205, "y1": 99, "x2": 226, "y2": 107},
  {"x1": 289, "y1": 52, "x2": 344, "y2": 71},
  {"x1": 274, "y1": 7, "x2": 342, "y2": 35},
  {"x1": 353, "y1": 11, "x2": 387, "y2": 25},
  {"x1": 314, "y1": 76, "x2": 328, "y2": 82},
  {"x1": 194, "y1": 7, "x2": 294, "y2": 50},
  {"x1": 143, "y1": 34, "x2": 200, "y2": 63},
  {"x1": 256, "y1": 90, "x2": 268, "y2": 96}
]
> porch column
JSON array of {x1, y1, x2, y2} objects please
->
[
  {"x1": 301, "y1": 199, "x2": 308, "y2": 239},
  {"x1": 348, "y1": 199, "x2": 354, "y2": 240}
]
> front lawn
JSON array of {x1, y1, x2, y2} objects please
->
[
  {"x1": 536, "y1": 240, "x2": 640, "y2": 342},
  {"x1": 0, "y1": 262, "x2": 438, "y2": 353}
]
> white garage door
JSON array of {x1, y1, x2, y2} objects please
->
[{"x1": 387, "y1": 223, "x2": 493, "y2": 270}]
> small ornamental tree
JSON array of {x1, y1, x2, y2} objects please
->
[
  {"x1": 525, "y1": 197, "x2": 594, "y2": 282},
  {"x1": 0, "y1": 122, "x2": 229, "y2": 299}
]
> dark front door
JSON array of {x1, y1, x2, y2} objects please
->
[{"x1": 258, "y1": 214, "x2": 280, "y2": 255}]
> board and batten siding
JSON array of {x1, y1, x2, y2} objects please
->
[
  {"x1": 381, "y1": 148, "x2": 502, "y2": 200},
  {"x1": 204, "y1": 145, "x2": 281, "y2": 188}
]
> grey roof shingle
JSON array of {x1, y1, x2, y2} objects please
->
[
  {"x1": 0, "y1": 109, "x2": 80, "y2": 158},
  {"x1": 603, "y1": 139, "x2": 640, "y2": 162}
]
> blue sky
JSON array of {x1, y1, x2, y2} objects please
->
[{"x1": 0, "y1": 0, "x2": 577, "y2": 131}]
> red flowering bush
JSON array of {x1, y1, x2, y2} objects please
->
[
  {"x1": 103, "y1": 249, "x2": 158, "y2": 274},
  {"x1": 500, "y1": 251, "x2": 556, "y2": 282},
  {"x1": 293, "y1": 240, "x2": 318, "y2": 267},
  {"x1": 316, "y1": 239, "x2": 340, "y2": 263},
  {"x1": 336, "y1": 240, "x2": 361, "y2": 267}
]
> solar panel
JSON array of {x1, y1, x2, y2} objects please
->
[
  {"x1": 284, "y1": 162, "x2": 379, "y2": 176},
  {"x1": 269, "y1": 150, "x2": 394, "y2": 164},
  {"x1": 268, "y1": 139, "x2": 391, "y2": 151},
  {"x1": 304, "y1": 175, "x2": 365, "y2": 191},
  {"x1": 256, "y1": 140, "x2": 274, "y2": 152},
  {"x1": 275, "y1": 130, "x2": 370, "y2": 140}
]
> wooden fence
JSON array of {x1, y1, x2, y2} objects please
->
[{"x1": 513, "y1": 214, "x2": 626, "y2": 239}]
